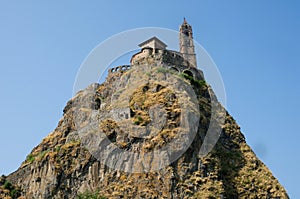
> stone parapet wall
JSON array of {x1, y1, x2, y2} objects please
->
[{"x1": 108, "y1": 50, "x2": 204, "y2": 82}]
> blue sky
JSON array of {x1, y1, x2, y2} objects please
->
[{"x1": 0, "y1": 1, "x2": 299, "y2": 197}]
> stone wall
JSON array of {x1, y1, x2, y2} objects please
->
[{"x1": 117, "y1": 49, "x2": 205, "y2": 81}]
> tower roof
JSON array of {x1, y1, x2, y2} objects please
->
[
  {"x1": 180, "y1": 18, "x2": 192, "y2": 30},
  {"x1": 138, "y1": 36, "x2": 167, "y2": 50}
]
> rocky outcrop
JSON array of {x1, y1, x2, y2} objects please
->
[{"x1": 5, "y1": 56, "x2": 289, "y2": 199}]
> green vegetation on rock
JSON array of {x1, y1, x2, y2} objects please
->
[
  {"x1": 77, "y1": 191, "x2": 106, "y2": 199},
  {"x1": 0, "y1": 179, "x2": 21, "y2": 199}
]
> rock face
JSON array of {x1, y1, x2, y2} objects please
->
[{"x1": 4, "y1": 51, "x2": 289, "y2": 199}]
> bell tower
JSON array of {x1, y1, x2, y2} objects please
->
[{"x1": 179, "y1": 18, "x2": 197, "y2": 67}]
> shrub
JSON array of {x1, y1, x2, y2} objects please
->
[
  {"x1": 39, "y1": 150, "x2": 49, "y2": 159},
  {"x1": 137, "y1": 116, "x2": 143, "y2": 122},
  {"x1": 156, "y1": 67, "x2": 169, "y2": 74},
  {"x1": 77, "y1": 191, "x2": 106, "y2": 199},
  {"x1": 10, "y1": 188, "x2": 21, "y2": 199},
  {"x1": 134, "y1": 115, "x2": 144, "y2": 125},
  {"x1": 26, "y1": 154, "x2": 35, "y2": 163},
  {"x1": 3, "y1": 181, "x2": 13, "y2": 190},
  {"x1": 3, "y1": 180, "x2": 20, "y2": 199},
  {"x1": 179, "y1": 73, "x2": 206, "y2": 88}
]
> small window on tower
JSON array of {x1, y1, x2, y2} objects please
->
[{"x1": 185, "y1": 32, "x2": 189, "y2": 37}]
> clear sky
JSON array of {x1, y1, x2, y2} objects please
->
[{"x1": 0, "y1": 1, "x2": 299, "y2": 197}]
